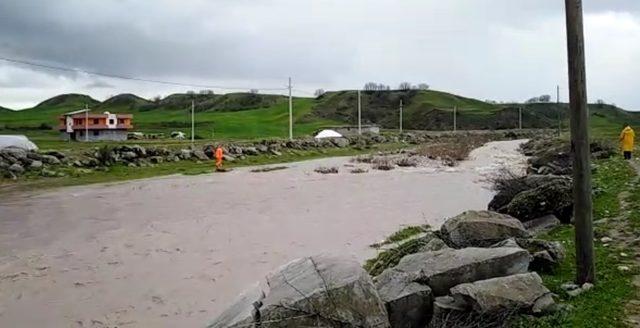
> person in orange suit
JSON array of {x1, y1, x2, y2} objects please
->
[
  {"x1": 620, "y1": 123, "x2": 635, "y2": 160},
  {"x1": 215, "y1": 145, "x2": 224, "y2": 170}
]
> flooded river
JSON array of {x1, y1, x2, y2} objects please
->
[{"x1": 0, "y1": 139, "x2": 526, "y2": 327}]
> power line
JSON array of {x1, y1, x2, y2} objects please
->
[{"x1": 0, "y1": 55, "x2": 288, "y2": 91}]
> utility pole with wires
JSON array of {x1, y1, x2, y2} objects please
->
[
  {"x1": 565, "y1": 0, "x2": 595, "y2": 284},
  {"x1": 399, "y1": 99, "x2": 403, "y2": 134},
  {"x1": 357, "y1": 90, "x2": 362, "y2": 135},
  {"x1": 191, "y1": 100, "x2": 195, "y2": 144},
  {"x1": 519, "y1": 106, "x2": 523, "y2": 130},
  {"x1": 288, "y1": 77, "x2": 293, "y2": 140},
  {"x1": 84, "y1": 103, "x2": 89, "y2": 142},
  {"x1": 557, "y1": 85, "x2": 562, "y2": 136},
  {"x1": 453, "y1": 106, "x2": 457, "y2": 132}
]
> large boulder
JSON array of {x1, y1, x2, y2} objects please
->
[
  {"x1": 8, "y1": 163, "x2": 24, "y2": 174},
  {"x1": 192, "y1": 149, "x2": 209, "y2": 161},
  {"x1": 332, "y1": 138, "x2": 350, "y2": 148},
  {"x1": 209, "y1": 255, "x2": 390, "y2": 328},
  {"x1": 523, "y1": 215, "x2": 561, "y2": 236},
  {"x1": 450, "y1": 273, "x2": 555, "y2": 314},
  {"x1": 375, "y1": 273, "x2": 433, "y2": 328},
  {"x1": 488, "y1": 175, "x2": 570, "y2": 211},
  {"x1": 498, "y1": 179, "x2": 573, "y2": 223},
  {"x1": 243, "y1": 147, "x2": 259, "y2": 156},
  {"x1": 492, "y1": 238, "x2": 565, "y2": 273},
  {"x1": 439, "y1": 211, "x2": 530, "y2": 248},
  {"x1": 375, "y1": 247, "x2": 530, "y2": 296}
]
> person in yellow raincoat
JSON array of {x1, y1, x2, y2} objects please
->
[{"x1": 620, "y1": 123, "x2": 635, "y2": 160}]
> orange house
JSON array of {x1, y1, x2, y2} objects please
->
[{"x1": 59, "y1": 109, "x2": 133, "y2": 141}]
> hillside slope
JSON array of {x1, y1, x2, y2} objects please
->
[
  {"x1": 1, "y1": 89, "x2": 639, "y2": 140},
  {"x1": 310, "y1": 89, "x2": 640, "y2": 133}
]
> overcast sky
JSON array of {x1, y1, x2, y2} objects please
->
[{"x1": 1, "y1": 0, "x2": 639, "y2": 109}]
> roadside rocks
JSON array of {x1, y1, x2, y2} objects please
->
[
  {"x1": 492, "y1": 238, "x2": 565, "y2": 273},
  {"x1": 498, "y1": 178, "x2": 573, "y2": 223},
  {"x1": 439, "y1": 210, "x2": 530, "y2": 248},
  {"x1": 208, "y1": 255, "x2": 390, "y2": 328},
  {"x1": 375, "y1": 247, "x2": 531, "y2": 296},
  {"x1": 449, "y1": 272, "x2": 555, "y2": 314}
]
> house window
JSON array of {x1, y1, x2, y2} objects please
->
[
  {"x1": 93, "y1": 130, "x2": 100, "y2": 136},
  {"x1": 93, "y1": 118, "x2": 99, "y2": 125},
  {"x1": 109, "y1": 119, "x2": 115, "y2": 125},
  {"x1": 118, "y1": 119, "x2": 124, "y2": 124}
]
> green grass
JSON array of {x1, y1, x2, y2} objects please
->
[
  {"x1": 369, "y1": 225, "x2": 429, "y2": 248},
  {"x1": 515, "y1": 156, "x2": 638, "y2": 328}
]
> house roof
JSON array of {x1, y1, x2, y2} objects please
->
[{"x1": 63, "y1": 109, "x2": 91, "y2": 115}]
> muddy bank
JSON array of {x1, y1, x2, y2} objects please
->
[{"x1": 0, "y1": 140, "x2": 526, "y2": 328}]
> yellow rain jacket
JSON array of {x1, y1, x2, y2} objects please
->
[{"x1": 620, "y1": 126, "x2": 635, "y2": 152}]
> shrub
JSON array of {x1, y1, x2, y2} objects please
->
[
  {"x1": 350, "y1": 168, "x2": 368, "y2": 174},
  {"x1": 372, "y1": 157, "x2": 395, "y2": 171},
  {"x1": 395, "y1": 156, "x2": 418, "y2": 167}
]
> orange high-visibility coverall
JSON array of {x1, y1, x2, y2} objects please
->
[{"x1": 215, "y1": 147, "x2": 223, "y2": 169}]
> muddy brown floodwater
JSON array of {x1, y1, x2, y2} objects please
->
[{"x1": 0, "y1": 140, "x2": 526, "y2": 328}]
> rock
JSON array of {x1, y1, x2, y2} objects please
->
[
  {"x1": 375, "y1": 273, "x2": 433, "y2": 328},
  {"x1": 270, "y1": 149, "x2": 282, "y2": 156},
  {"x1": 332, "y1": 138, "x2": 350, "y2": 148},
  {"x1": 432, "y1": 295, "x2": 466, "y2": 318},
  {"x1": 600, "y1": 237, "x2": 613, "y2": 243},
  {"x1": 243, "y1": 147, "x2": 259, "y2": 156},
  {"x1": 131, "y1": 145, "x2": 146, "y2": 157},
  {"x1": 618, "y1": 265, "x2": 631, "y2": 272},
  {"x1": 375, "y1": 247, "x2": 530, "y2": 296},
  {"x1": 179, "y1": 149, "x2": 193, "y2": 160},
  {"x1": 499, "y1": 179, "x2": 573, "y2": 223},
  {"x1": 440, "y1": 210, "x2": 530, "y2": 248},
  {"x1": 40, "y1": 154, "x2": 61, "y2": 165},
  {"x1": 222, "y1": 154, "x2": 235, "y2": 162},
  {"x1": 560, "y1": 282, "x2": 580, "y2": 291},
  {"x1": 45, "y1": 150, "x2": 66, "y2": 159},
  {"x1": 515, "y1": 238, "x2": 565, "y2": 273},
  {"x1": 8, "y1": 163, "x2": 24, "y2": 174},
  {"x1": 29, "y1": 160, "x2": 43, "y2": 169},
  {"x1": 1, "y1": 147, "x2": 28, "y2": 160},
  {"x1": 491, "y1": 238, "x2": 520, "y2": 248},
  {"x1": 192, "y1": 150, "x2": 209, "y2": 161},
  {"x1": 209, "y1": 255, "x2": 390, "y2": 327},
  {"x1": 256, "y1": 145, "x2": 268, "y2": 153},
  {"x1": 207, "y1": 283, "x2": 264, "y2": 328},
  {"x1": 149, "y1": 156, "x2": 164, "y2": 164},
  {"x1": 121, "y1": 151, "x2": 137, "y2": 161},
  {"x1": 523, "y1": 215, "x2": 561, "y2": 236},
  {"x1": 488, "y1": 175, "x2": 570, "y2": 211},
  {"x1": 450, "y1": 273, "x2": 555, "y2": 314},
  {"x1": 418, "y1": 238, "x2": 449, "y2": 252}
]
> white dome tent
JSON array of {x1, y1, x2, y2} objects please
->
[
  {"x1": 314, "y1": 129, "x2": 343, "y2": 139},
  {"x1": 0, "y1": 135, "x2": 38, "y2": 151}
]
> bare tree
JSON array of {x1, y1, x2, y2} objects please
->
[
  {"x1": 538, "y1": 95, "x2": 551, "y2": 102},
  {"x1": 186, "y1": 90, "x2": 195, "y2": 95},
  {"x1": 417, "y1": 83, "x2": 430, "y2": 90},
  {"x1": 249, "y1": 89, "x2": 259, "y2": 94},
  {"x1": 398, "y1": 82, "x2": 412, "y2": 91},
  {"x1": 199, "y1": 89, "x2": 214, "y2": 95},
  {"x1": 363, "y1": 82, "x2": 379, "y2": 91},
  {"x1": 314, "y1": 89, "x2": 326, "y2": 97},
  {"x1": 152, "y1": 95, "x2": 161, "y2": 103},
  {"x1": 377, "y1": 83, "x2": 390, "y2": 91}
]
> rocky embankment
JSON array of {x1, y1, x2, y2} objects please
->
[
  {"x1": 208, "y1": 210, "x2": 563, "y2": 328},
  {"x1": 0, "y1": 130, "x2": 543, "y2": 180}
]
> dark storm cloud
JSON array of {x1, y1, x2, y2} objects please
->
[{"x1": 0, "y1": 0, "x2": 640, "y2": 109}]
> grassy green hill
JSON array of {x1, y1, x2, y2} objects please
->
[
  {"x1": 1, "y1": 89, "x2": 639, "y2": 143},
  {"x1": 312, "y1": 89, "x2": 640, "y2": 134}
]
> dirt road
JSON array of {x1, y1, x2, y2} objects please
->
[{"x1": 0, "y1": 140, "x2": 526, "y2": 327}]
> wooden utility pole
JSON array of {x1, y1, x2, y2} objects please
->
[
  {"x1": 288, "y1": 77, "x2": 293, "y2": 140},
  {"x1": 399, "y1": 99, "x2": 403, "y2": 134},
  {"x1": 357, "y1": 90, "x2": 362, "y2": 135},
  {"x1": 557, "y1": 85, "x2": 562, "y2": 136},
  {"x1": 453, "y1": 106, "x2": 457, "y2": 132},
  {"x1": 565, "y1": 0, "x2": 595, "y2": 284},
  {"x1": 518, "y1": 107, "x2": 522, "y2": 130}
]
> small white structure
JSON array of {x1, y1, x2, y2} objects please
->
[
  {"x1": 0, "y1": 135, "x2": 38, "y2": 151},
  {"x1": 314, "y1": 129, "x2": 343, "y2": 139}
]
